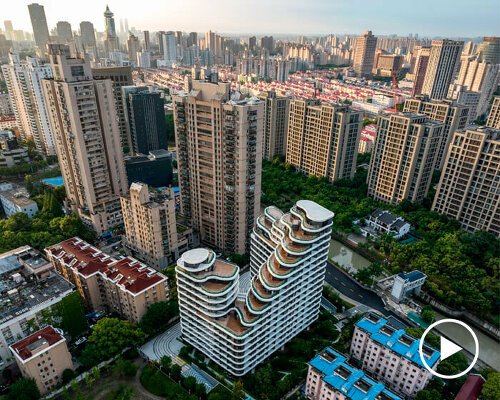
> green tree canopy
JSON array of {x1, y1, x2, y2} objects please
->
[
  {"x1": 139, "y1": 301, "x2": 178, "y2": 335},
  {"x1": 7, "y1": 378, "x2": 41, "y2": 400}
]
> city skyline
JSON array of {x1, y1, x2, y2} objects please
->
[{"x1": 5, "y1": 0, "x2": 500, "y2": 38}]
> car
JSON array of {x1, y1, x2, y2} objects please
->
[{"x1": 75, "y1": 337, "x2": 87, "y2": 346}]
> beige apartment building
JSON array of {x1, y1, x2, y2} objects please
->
[
  {"x1": 403, "y1": 96, "x2": 470, "y2": 169},
  {"x1": 353, "y1": 31, "x2": 377, "y2": 78},
  {"x1": 121, "y1": 183, "x2": 190, "y2": 269},
  {"x1": 173, "y1": 79, "x2": 264, "y2": 255},
  {"x1": 286, "y1": 99, "x2": 362, "y2": 182},
  {"x1": 367, "y1": 111, "x2": 444, "y2": 204},
  {"x1": 45, "y1": 237, "x2": 168, "y2": 323},
  {"x1": 10, "y1": 326, "x2": 74, "y2": 394},
  {"x1": 421, "y1": 39, "x2": 463, "y2": 100},
  {"x1": 432, "y1": 127, "x2": 499, "y2": 236},
  {"x1": 487, "y1": 96, "x2": 500, "y2": 128},
  {"x1": 42, "y1": 44, "x2": 128, "y2": 235},
  {"x1": 409, "y1": 46, "x2": 430, "y2": 97},
  {"x1": 257, "y1": 91, "x2": 290, "y2": 160}
]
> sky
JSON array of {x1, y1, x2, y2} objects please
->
[{"x1": 6, "y1": 0, "x2": 500, "y2": 38}]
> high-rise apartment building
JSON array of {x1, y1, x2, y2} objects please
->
[
  {"x1": 432, "y1": 127, "x2": 499, "y2": 236},
  {"x1": 351, "y1": 313, "x2": 440, "y2": 398},
  {"x1": 421, "y1": 39, "x2": 463, "y2": 99},
  {"x1": 367, "y1": 111, "x2": 444, "y2": 204},
  {"x1": 127, "y1": 34, "x2": 139, "y2": 64},
  {"x1": 286, "y1": 100, "x2": 362, "y2": 182},
  {"x1": 56, "y1": 21, "x2": 72, "y2": 42},
  {"x1": 42, "y1": 45, "x2": 128, "y2": 235},
  {"x1": 353, "y1": 31, "x2": 377, "y2": 78},
  {"x1": 80, "y1": 21, "x2": 97, "y2": 53},
  {"x1": 188, "y1": 32, "x2": 197, "y2": 47},
  {"x1": 403, "y1": 96, "x2": 470, "y2": 169},
  {"x1": 3, "y1": 21, "x2": 14, "y2": 41},
  {"x1": 1, "y1": 53, "x2": 55, "y2": 155},
  {"x1": 177, "y1": 200, "x2": 333, "y2": 376},
  {"x1": 173, "y1": 80, "x2": 263, "y2": 254},
  {"x1": 45, "y1": 237, "x2": 168, "y2": 323},
  {"x1": 10, "y1": 326, "x2": 74, "y2": 394},
  {"x1": 258, "y1": 91, "x2": 290, "y2": 160},
  {"x1": 121, "y1": 183, "x2": 185, "y2": 269},
  {"x1": 162, "y1": 31, "x2": 177, "y2": 66},
  {"x1": 28, "y1": 3, "x2": 50, "y2": 54},
  {"x1": 122, "y1": 88, "x2": 167, "y2": 155},
  {"x1": 410, "y1": 46, "x2": 430, "y2": 96},
  {"x1": 487, "y1": 96, "x2": 500, "y2": 129},
  {"x1": 103, "y1": 6, "x2": 119, "y2": 56},
  {"x1": 143, "y1": 30, "x2": 150, "y2": 51},
  {"x1": 92, "y1": 66, "x2": 133, "y2": 150},
  {"x1": 478, "y1": 37, "x2": 500, "y2": 64}
]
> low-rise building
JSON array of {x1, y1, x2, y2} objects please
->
[
  {"x1": 0, "y1": 130, "x2": 29, "y2": 167},
  {"x1": 10, "y1": 325, "x2": 74, "y2": 394},
  {"x1": 351, "y1": 313, "x2": 440, "y2": 398},
  {"x1": 454, "y1": 374, "x2": 486, "y2": 400},
  {"x1": 358, "y1": 209, "x2": 411, "y2": 240},
  {"x1": 0, "y1": 246, "x2": 74, "y2": 370},
  {"x1": 0, "y1": 182, "x2": 38, "y2": 218},
  {"x1": 45, "y1": 237, "x2": 168, "y2": 323},
  {"x1": 306, "y1": 347, "x2": 402, "y2": 400},
  {"x1": 391, "y1": 271, "x2": 426, "y2": 303},
  {"x1": 0, "y1": 116, "x2": 17, "y2": 131}
]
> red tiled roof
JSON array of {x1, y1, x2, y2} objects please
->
[
  {"x1": 10, "y1": 326, "x2": 63, "y2": 361},
  {"x1": 454, "y1": 375, "x2": 485, "y2": 400},
  {"x1": 45, "y1": 237, "x2": 165, "y2": 294}
]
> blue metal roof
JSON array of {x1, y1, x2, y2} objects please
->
[
  {"x1": 356, "y1": 315, "x2": 440, "y2": 368},
  {"x1": 398, "y1": 270, "x2": 426, "y2": 283},
  {"x1": 309, "y1": 348, "x2": 402, "y2": 400}
]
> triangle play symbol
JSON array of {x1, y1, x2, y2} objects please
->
[{"x1": 440, "y1": 336, "x2": 462, "y2": 361}]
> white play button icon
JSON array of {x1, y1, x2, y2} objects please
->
[{"x1": 440, "y1": 336, "x2": 462, "y2": 361}]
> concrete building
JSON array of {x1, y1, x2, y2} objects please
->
[
  {"x1": 177, "y1": 200, "x2": 333, "y2": 376},
  {"x1": 42, "y1": 45, "x2": 128, "y2": 235},
  {"x1": 103, "y1": 6, "x2": 119, "y2": 56},
  {"x1": 373, "y1": 52, "x2": 403, "y2": 77},
  {"x1": 257, "y1": 91, "x2": 290, "y2": 160},
  {"x1": 79, "y1": 21, "x2": 96, "y2": 53},
  {"x1": 478, "y1": 36, "x2": 500, "y2": 64},
  {"x1": 0, "y1": 246, "x2": 74, "y2": 370},
  {"x1": 421, "y1": 40, "x2": 463, "y2": 100},
  {"x1": 125, "y1": 149, "x2": 173, "y2": 188},
  {"x1": 91, "y1": 66, "x2": 133, "y2": 151},
  {"x1": 432, "y1": 126, "x2": 499, "y2": 236},
  {"x1": 126, "y1": 34, "x2": 139, "y2": 65},
  {"x1": 45, "y1": 237, "x2": 168, "y2": 323},
  {"x1": 410, "y1": 46, "x2": 431, "y2": 97},
  {"x1": 353, "y1": 31, "x2": 377, "y2": 78},
  {"x1": 121, "y1": 183, "x2": 185, "y2": 269},
  {"x1": 0, "y1": 130, "x2": 29, "y2": 167},
  {"x1": 173, "y1": 80, "x2": 263, "y2": 254},
  {"x1": 391, "y1": 271, "x2": 426, "y2": 303},
  {"x1": 286, "y1": 99, "x2": 362, "y2": 182},
  {"x1": 487, "y1": 96, "x2": 500, "y2": 128},
  {"x1": 1, "y1": 53, "x2": 55, "y2": 155},
  {"x1": 0, "y1": 182, "x2": 38, "y2": 218},
  {"x1": 359, "y1": 209, "x2": 411, "y2": 240},
  {"x1": 137, "y1": 51, "x2": 151, "y2": 68},
  {"x1": 28, "y1": 3, "x2": 50, "y2": 55},
  {"x1": 162, "y1": 31, "x2": 177, "y2": 66},
  {"x1": 56, "y1": 21, "x2": 72, "y2": 43},
  {"x1": 306, "y1": 347, "x2": 402, "y2": 400},
  {"x1": 351, "y1": 313, "x2": 440, "y2": 398},
  {"x1": 10, "y1": 326, "x2": 74, "y2": 394},
  {"x1": 367, "y1": 112, "x2": 444, "y2": 204},
  {"x1": 403, "y1": 96, "x2": 470, "y2": 169}
]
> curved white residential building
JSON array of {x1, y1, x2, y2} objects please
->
[{"x1": 176, "y1": 200, "x2": 334, "y2": 376}]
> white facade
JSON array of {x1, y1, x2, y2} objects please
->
[
  {"x1": 1, "y1": 54, "x2": 55, "y2": 156},
  {"x1": 177, "y1": 200, "x2": 334, "y2": 376},
  {"x1": 0, "y1": 182, "x2": 38, "y2": 218},
  {"x1": 136, "y1": 51, "x2": 151, "y2": 68},
  {"x1": 390, "y1": 271, "x2": 426, "y2": 303}
]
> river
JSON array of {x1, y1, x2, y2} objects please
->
[{"x1": 329, "y1": 239, "x2": 371, "y2": 273}]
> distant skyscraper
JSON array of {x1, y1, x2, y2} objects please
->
[
  {"x1": 3, "y1": 21, "x2": 14, "y2": 41},
  {"x1": 410, "y1": 46, "x2": 431, "y2": 96},
  {"x1": 92, "y1": 66, "x2": 133, "y2": 150},
  {"x1": 367, "y1": 112, "x2": 444, "y2": 204},
  {"x1": 28, "y1": 3, "x2": 50, "y2": 53},
  {"x1": 421, "y1": 39, "x2": 463, "y2": 99},
  {"x1": 127, "y1": 34, "x2": 139, "y2": 64},
  {"x1": 103, "y1": 5, "x2": 119, "y2": 56},
  {"x1": 487, "y1": 96, "x2": 500, "y2": 128},
  {"x1": 156, "y1": 31, "x2": 165, "y2": 55},
  {"x1": 478, "y1": 37, "x2": 500, "y2": 64},
  {"x1": 80, "y1": 21, "x2": 96, "y2": 52},
  {"x1": 42, "y1": 44, "x2": 128, "y2": 234},
  {"x1": 162, "y1": 31, "x2": 177, "y2": 65},
  {"x1": 188, "y1": 32, "x2": 197, "y2": 47},
  {"x1": 143, "y1": 30, "x2": 150, "y2": 51},
  {"x1": 248, "y1": 36, "x2": 256, "y2": 50},
  {"x1": 136, "y1": 51, "x2": 151, "y2": 68},
  {"x1": 122, "y1": 88, "x2": 167, "y2": 155},
  {"x1": 433, "y1": 127, "x2": 499, "y2": 236},
  {"x1": 353, "y1": 30, "x2": 377, "y2": 78},
  {"x1": 1, "y1": 53, "x2": 55, "y2": 155},
  {"x1": 287, "y1": 100, "x2": 362, "y2": 182},
  {"x1": 258, "y1": 91, "x2": 290, "y2": 160},
  {"x1": 173, "y1": 80, "x2": 263, "y2": 254},
  {"x1": 260, "y1": 36, "x2": 274, "y2": 52},
  {"x1": 56, "y1": 21, "x2": 72, "y2": 42}
]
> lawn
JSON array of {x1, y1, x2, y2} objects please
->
[{"x1": 140, "y1": 365, "x2": 190, "y2": 398}]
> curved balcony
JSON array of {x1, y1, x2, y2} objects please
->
[
  {"x1": 251, "y1": 277, "x2": 275, "y2": 302},
  {"x1": 180, "y1": 259, "x2": 239, "y2": 283},
  {"x1": 275, "y1": 246, "x2": 302, "y2": 267},
  {"x1": 281, "y1": 214, "x2": 321, "y2": 244},
  {"x1": 256, "y1": 214, "x2": 273, "y2": 235},
  {"x1": 234, "y1": 301, "x2": 259, "y2": 326},
  {"x1": 259, "y1": 263, "x2": 286, "y2": 290},
  {"x1": 267, "y1": 254, "x2": 294, "y2": 278},
  {"x1": 200, "y1": 279, "x2": 236, "y2": 296},
  {"x1": 245, "y1": 291, "x2": 268, "y2": 314},
  {"x1": 291, "y1": 206, "x2": 333, "y2": 233}
]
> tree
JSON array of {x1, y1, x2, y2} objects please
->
[
  {"x1": 139, "y1": 301, "x2": 178, "y2": 335},
  {"x1": 171, "y1": 363, "x2": 182, "y2": 381},
  {"x1": 40, "y1": 190, "x2": 63, "y2": 219},
  {"x1": 195, "y1": 383, "x2": 207, "y2": 398},
  {"x1": 56, "y1": 291, "x2": 88, "y2": 338},
  {"x1": 92, "y1": 366, "x2": 101, "y2": 380},
  {"x1": 115, "y1": 357, "x2": 138, "y2": 378},
  {"x1": 482, "y1": 371, "x2": 500, "y2": 400},
  {"x1": 62, "y1": 368, "x2": 75, "y2": 384},
  {"x1": 421, "y1": 306, "x2": 435, "y2": 324},
  {"x1": 415, "y1": 389, "x2": 441, "y2": 400},
  {"x1": 160, "y1": 355, "x2": 172, "y2": 372},
  {"x1": 86, "y1": 318, "x2": 145, "y2": 362},
  {"x1": 79, "y1": 343, "x2": 101, "y2": 368},
  {"x1": 231, "y1": 381, "x2": 244, "y2": 400},
  {"x1": 183, "y1": 376, "x2": 197, "y2": 393},
  {"x1": 85, "y1": 372, "x2": 95, "y2": 388},
  {"x1": 7, "y1": 378, "x2": 40, "y2": 400}
]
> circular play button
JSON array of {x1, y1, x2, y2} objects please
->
[{"x1": 419, "y1": 319, "x2": 479, "y2": 379}]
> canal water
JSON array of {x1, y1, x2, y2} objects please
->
[
  {"x1": 329, "y1": 239, "x2": 371, "y2": 273},
  {"x1": 433, "y1": 311, "x2": 500, "y2": 370}
]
